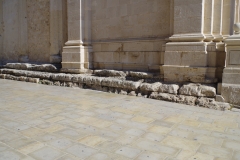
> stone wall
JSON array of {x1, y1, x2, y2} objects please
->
[
  {"x1": 27, "y1": 0, "x2": 50, "y2": 63},
  {"x1": 0, "y1": 0, "x2": 66, "y2": 65},
  {"x1": 1, "y1": 0, "x2": 22, "y2": 63},
  {"x1": 91, "y1": 0, "x2": 173, "y2": 72}
]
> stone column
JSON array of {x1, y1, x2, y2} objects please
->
[
  {"x1": 163, "y1": 0, "x2": 217, "y2": 83},
  {"x1": 61, "y1": 0, "x2": 92, "y2": 73},
  {"x1": 221, "y1": 23, "x2": 240, "y2": 105}
]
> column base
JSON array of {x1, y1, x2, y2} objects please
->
[
  {"x1": 61, "y1": 45, "x2": 92, "y2": 70},
  {"x1": 169, "y1": 33, "x2": 205, "y2": 42},
  {"x1": 222, "y1": 83, "x2": 240, "y2": 106}
]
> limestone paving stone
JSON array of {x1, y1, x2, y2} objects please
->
[
  {"x1": 66, "y1": 144, "x2": 98, "y2": 159},
  {"x1": 0, "y1": 80, "x2": 240, "y2": 159},
  {"x1": 161, "y1": 136, "x2": 200, "y2": 152},
  {"x1": 198, "y1": 144, "x2": 233, "y2": 159},
  {"x1": 136, "y1": 151, "x2": 168, "y2": 160},
  {"x1": 134, "y1": 140, "x2": 180, "y2": 156},
  {"x1": 29, "y1": 146, "x2": 64, "y2": 160},
  {"x1": 115, "y1": 146, "x2": 141, "y2": 159},
  {"x1": 0, "y1": 149, "x2": 26, "y2": 160},
  {"x1": 48, "y1": 138, "x2": 75, "y2": 150}
]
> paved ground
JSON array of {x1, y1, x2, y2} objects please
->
[{"x1": 0, "y1": 79, "x2": 240, "y2": 160}]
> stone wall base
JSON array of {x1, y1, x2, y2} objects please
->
[
  {"x1": 162, "y1": 65, "x2": 217, "y2": 83},
  {"x1": 222, "y1": 83, "x2": 240, "y2": 106},
  {"x1": 0, "y1": 63, "x2": 232, "y2": 111}
]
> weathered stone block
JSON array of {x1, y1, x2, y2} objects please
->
[
  {"x1": 27, "y1": 78, "x2": 40, "y2": 83},
  {"x1": 18, "y1": 76, "x2": 27, "y2": 81},
  {"x1": 179, "y1": 83, "x2": 216, "y2": 97},
  {"x1": 53, "y1": 81, "x2": 61, "y2": 86},
  {"x1": 149, "y1": 92, "x2": 178, "y2": 102},
  {"x1": 91, "y1": 85, "x2": 103, "y2": 91},
  {"x1": 216, "y1": 95, "x2": 225, "y2": 102},
  {"x1": 94, "y1": 69, "x2": 126, "y2": 77},
  {"x1": 159, "y1": 84, "x2": 179, "y2": 95},
  {"x1": 52, "y1": 73, "x2": 73, "y2": 82},
  {"x1": 128, "y1": 71, "x2": 153, "y2": 79},
  {"x1": 0, "y1": 74, "x2": 5, "y2": 79},
  {"x1": 177, "y1": 95, "x2": 197, "y2": 106},
  {"x1": 222, "y1": 83, "x2": 240, "y2": 105},
  {"x1": 121, "y1": 81, "x2": 142, "y2": 90},
  {"x1": 140, "y1": 82, "x2": 162, "y2": 92},
  {"x1": 128, "y1": 91, "x2": 137, "y2": 96}
]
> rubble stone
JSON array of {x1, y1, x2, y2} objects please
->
[
  {"x1": 128, "y1": 71, "x2": 153, "y2": 79},
  {"x1": 140, "y1": 82, "x2": 162, "y2": 92},
  {"x1": 94, "y1": 69, "x2": 126, "y2": 77},
  {"x1": 179, "y1": 83, "x2": 216, "y2": 98},
  {"x1": 159, "y1": 84, "x2": 179, "y2": 95}
]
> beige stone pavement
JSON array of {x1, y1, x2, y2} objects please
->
[{"x1": 0, "y1": 79, "x2": 240, "y2": 160}]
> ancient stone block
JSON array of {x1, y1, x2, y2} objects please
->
[
  {"x1": 52, "y1": 73, "x2": 73, "y2": 82},
  {"x1": 27, "y1": 78, "x2": 40, "y2": 83},
  {"x1": 0, "y1": 74, "x2": 5, "y2": 79},
  {"x1": 149, "y1": 92, "x2": 178, "y2": 102},
  {"x1": 18, "y1": 76, "x2": 27, "y2": 81},
  {"x1": 140, "y1": 82, "x2": 162, "y2": 92},
  {"x1": 128, "y1": 91, "x2": 137, "y2": 96},
  {"x1": 128, "y1": 71, "x2": 153, "y2": 79},
  {"x1": 122, "y1": 81, "x2": 142, "y2": 90},
  {"x1": 222, "y1": 84, "x2": 240, "y2": 106},
  {"x1": 216, "y1": 95, "x2": 225, "y2": 102},
  {"x1": 177, "y1": 95, "x2": 197, "y2": 106},
  {"x1": 94, "y1": 69, "x2": 126, "y2": 77},
  {"x1": 159, "y1": 84, "x2": 179, "y2": 95},
  {"x1": 179, "y1": 83, "x2": 216, "y2": 98}
]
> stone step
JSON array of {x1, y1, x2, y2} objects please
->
[{"x1": 0, "y1": 68, "x2": 231, "y2": 111}]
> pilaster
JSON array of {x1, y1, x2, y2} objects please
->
[
  {"x1": 163, "y1": 0, "x2": 218, "y2": 83},
  {"x1": 212, "y1": 0, "x2": 223, "y2": 42},
  {"x1": 169, "y1": 0, "x2": 205, "y2": 42},
  {"x1": 203, "y1": 0, "x2": 214, "y2": 42},
  {"x1": 221, "y1": 23, "x2": 240, "y2": 105},
  {"x1": 61, "y1": 0, "x2": 92, "y2": 73},
  {"x1": 221, "y1": 0, "x2": 232, "y2": 39}
]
